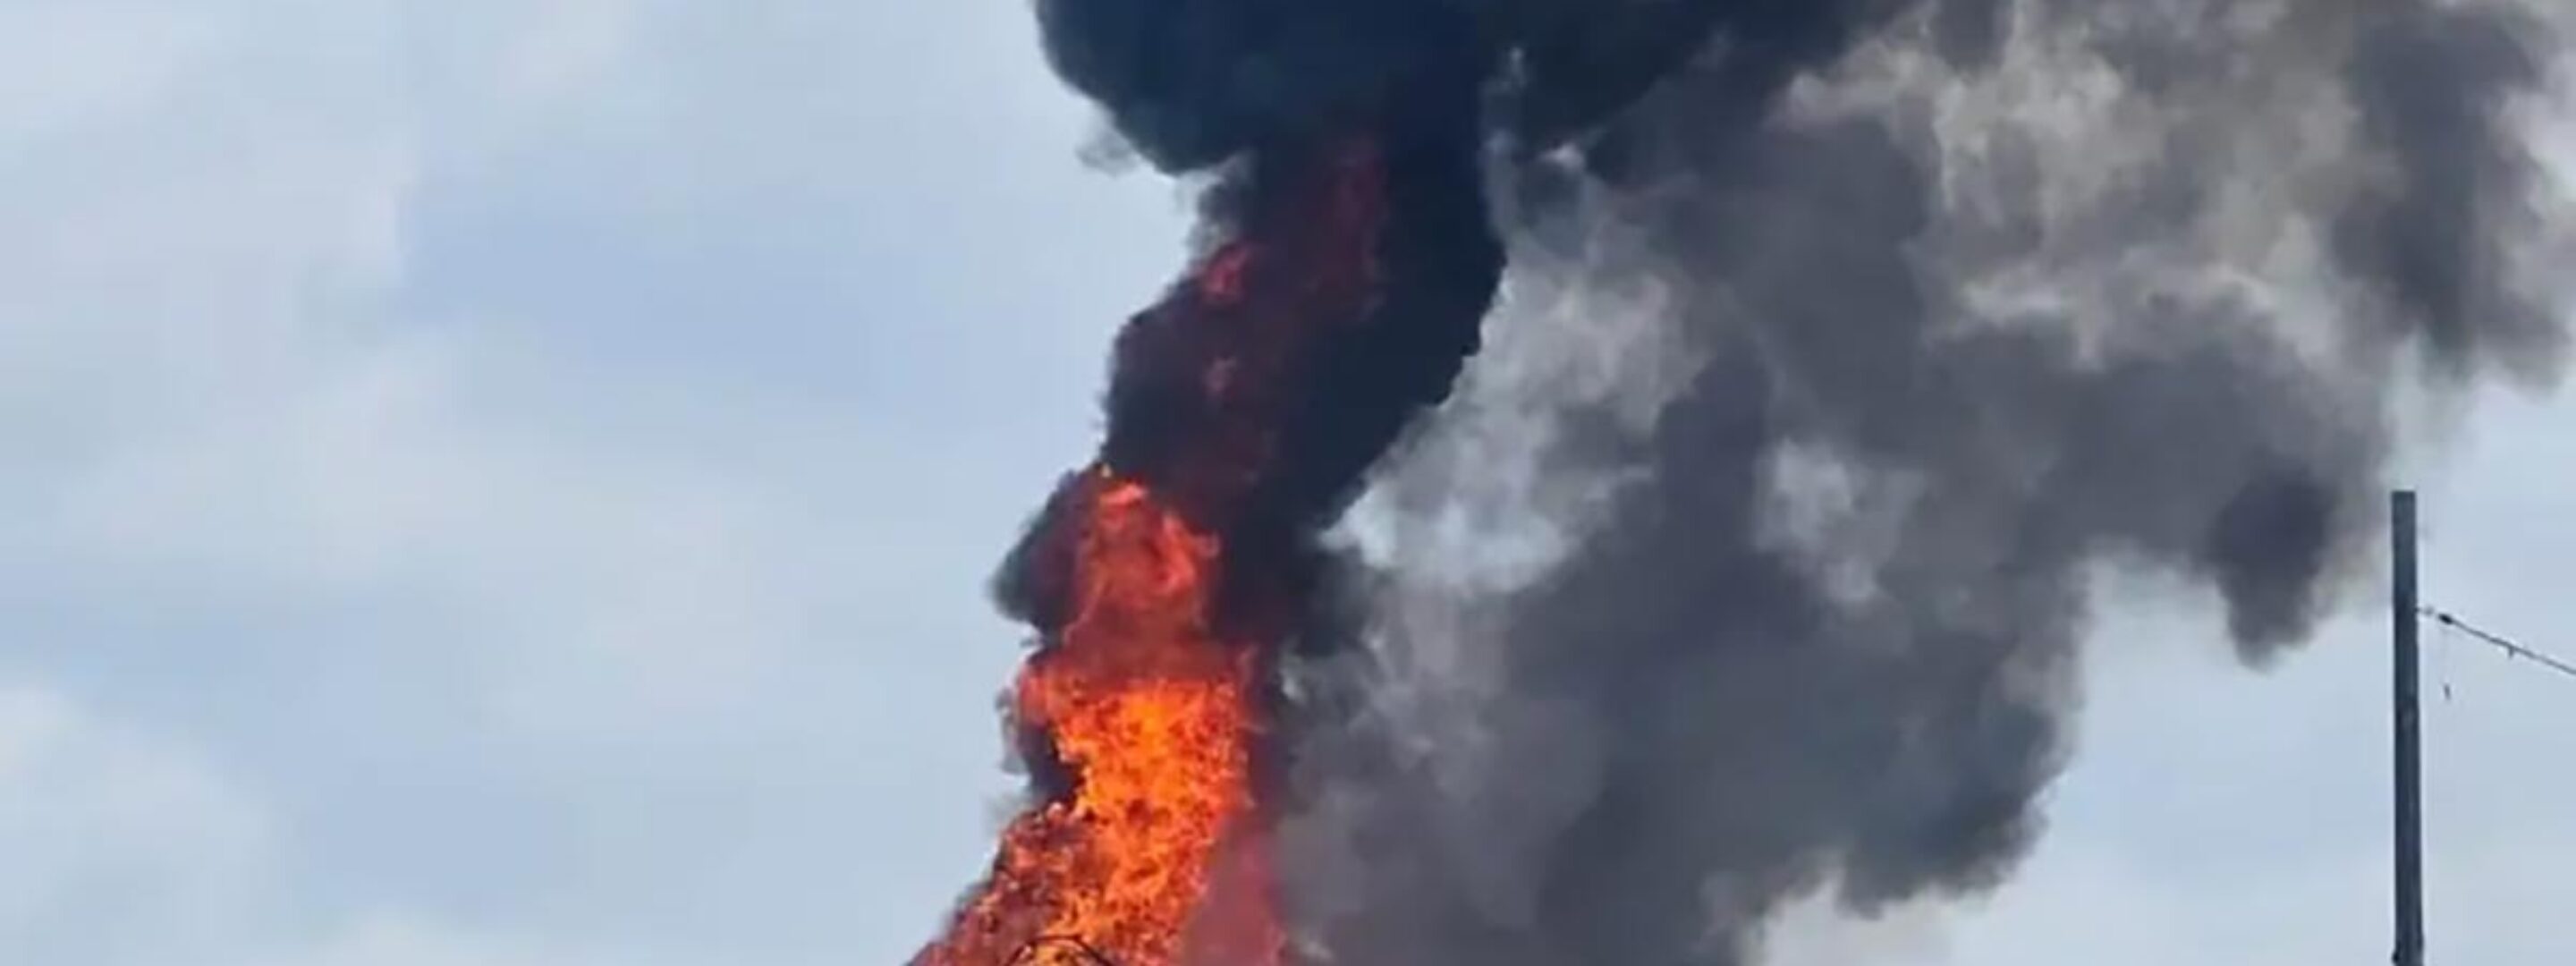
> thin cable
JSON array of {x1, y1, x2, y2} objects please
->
[
  {"x1": 2420, "y1": 606, "x2": 2576, "y2": 683},
  {"x1": 2435, "y1": 617, "x2": 2455, "y2": 702}
]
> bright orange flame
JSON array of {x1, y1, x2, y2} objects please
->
[
  {"x1": 924, "y1": 137, "x2": 1398, "y2": 966},
  {"x1": 918, "y1": 470, "x2": 1281, "y2": 966}
]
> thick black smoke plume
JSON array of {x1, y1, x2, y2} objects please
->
[
  {"x1": 1036, "y1": 0, "x2": 1891, "y2": 172},
  {"x1": 1268, "y1": 2, "x2": 2568, "y2": 965},
  {"x1": 1016, "y1": 0, "x2": 2570, "y2": 963}
]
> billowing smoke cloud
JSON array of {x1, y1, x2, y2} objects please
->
[{"x1": 1267, "y1": 1, "x2": 2571, "y2": 964}]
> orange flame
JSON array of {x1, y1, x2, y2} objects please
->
[
  {"x1": 918, "y1": 470, "x2": 1281, "y2": 966},
  {"x1": 923, "y1": 136, "x2": 1401, "y2": 966}
]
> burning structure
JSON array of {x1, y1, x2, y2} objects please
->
[{"x1": 917, "y1": 2, "x2": 2569, "y2": 965}]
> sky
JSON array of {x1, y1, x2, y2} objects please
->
[{"x1": 1, "y1": 2, "x2": 2569, "y2": 965}]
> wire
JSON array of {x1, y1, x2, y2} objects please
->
[
  {"x1": 2420, "y1": 606, "x2": 2576, "y2": 684},
  {"x1": 2435, "y1": 615, "x2": 2456, "y2": 702}
]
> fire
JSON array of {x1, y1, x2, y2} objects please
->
[
  {"x1": 920, "y1": 123, "x2": 1496, "y2": 966},
  {"x1": 916, "y1": 470, "x2": 1280, "y2": 966}
]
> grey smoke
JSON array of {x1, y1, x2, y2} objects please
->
[{"x1": 1276, "y1": 2, "x2": 2570, "y2": 964}]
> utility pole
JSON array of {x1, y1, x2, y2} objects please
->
[{"x1": 2392, "y1": 490, "x2": 2423, "y2": 966}]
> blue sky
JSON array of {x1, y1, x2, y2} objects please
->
[{"x1": 2, "y1": 2, "x2": 2571, "y2": 964}]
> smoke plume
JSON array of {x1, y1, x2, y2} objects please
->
[
  {"x1": 1265, "y1": 1, "x2": 2572, "y2": 964},
  {"x1": 923, "y1": 0, "x2": 2568, "y2": 962}
]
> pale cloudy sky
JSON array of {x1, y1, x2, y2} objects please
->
[{"x1": 1, "y1": 2, "x2": 2569, "y2": 965}]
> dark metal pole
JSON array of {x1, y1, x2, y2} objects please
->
[{"x1": 2393, "y1": 490, "x2": 2423, "y2": 966}]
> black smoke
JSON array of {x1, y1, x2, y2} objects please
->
[
  {"x1": 1008, "y1": 0, "x2": 2569, "y2": 963},
  {"x1": 1031, "y1": 0, "x2": 1485, "y2": 170},
  {"x1": 1032, "y1": 0, "x2": 1903, "y2": 173},
  {"x1": 1260, "y1": 2, "x2": 2568, "y2": 965}
]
